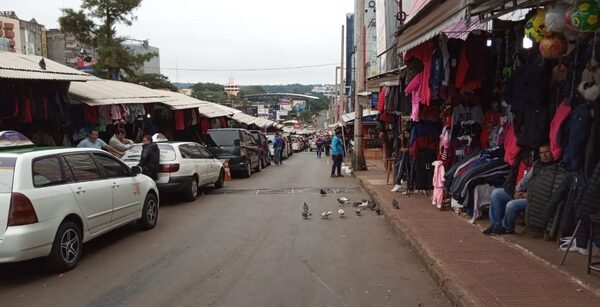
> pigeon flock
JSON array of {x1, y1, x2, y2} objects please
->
[{"x1": 302, "y1": 195, "x2": 387, "y2": 220}]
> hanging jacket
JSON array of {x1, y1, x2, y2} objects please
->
[
  {"x1": 503, "y1": 123, "x2": 521, "y2": 166},
  {"x1": 405, "y1": 72, "x2": 423, "y2": 121},
  {"x1": 404, "y1": 40, "x2": 434, "y2": 107},
  {"x1": 563, "y1": 104, "x2": 591, "y2": 171},
  {"x1": 549, "y1": 101, "x2": 572, "y2": 159},
  {"x1": 575, "y1": 160, "x2": 600, "y2": 248},
  {"x1": 430, "y1": 47, "x2": 445, "y2": 100},
  {"x1": 516, "y1": 104, "x2": 550, "y2": 149}
]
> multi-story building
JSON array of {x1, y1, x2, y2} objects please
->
[
  {"x1": 46, "y1": 28, "x2": 97, "y2": 73},
  {"x1": 0, "y1": 12, "x2": 22, "y2": 53},
  {"x1": 123, "y1": 42, "x2": 161, "y2": 75},
  {"x1": 0, "y1": 12, "x2": 47, "y2": 56}
]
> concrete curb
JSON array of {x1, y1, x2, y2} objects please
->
[{"x1": 356, "y1": 175, "x2": 476, "y2": 307}]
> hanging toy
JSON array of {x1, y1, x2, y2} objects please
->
[
  {"x1": 569, "y1": 0, "x2": 600, "y2": 32},
  {"x1": 525, "y1": 9, "x2": 549, "y2": 43},
  {"x1": 540, "y1": 33, "x2": 569, "y2": 58},
  {"x1": 546, "y1": 3, "x2": 569, "y2": 33}
]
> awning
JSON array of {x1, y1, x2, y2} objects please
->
[
  {"x1": 341, "y1": 109, "x2": 379, "y2": 123},
  {"x1": 0, "y1": 51, "x2": 93, "y2": 81},
  {"x1": 157, "y1": 90, "x2": 239, "y2": 118},
  {"x1": 468, "y1": 0, "x2": 549, "y2": 22},
  {"x1": 69, "y1": 78, "x2": 170, "y2": 105},
  {"x1": 366, "y1": 69, "x2": 400, "y2": 90},
  {"x1": 231, "y1": 112, "x2": 278, "y2": 129},
  {"x1": 397, "y1": 0, "x2": 469, "y2": 54}
]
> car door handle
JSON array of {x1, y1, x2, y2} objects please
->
[{"x1": 76, "y1": 187, "x2": 86, "y2": 194}]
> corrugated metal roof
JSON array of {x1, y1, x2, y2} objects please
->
[
  {"x1": 69, "y1": 78, "x2": 170, "y2": 105},
  {"x1": 341, "y1": 109, "x2": 379, "y2": 123},
  {"x1": 231, "y1": 112, "x2": 278, "y2": 128},
  {"x1": 0, "y1": 51, "x2": 93, "y2": 81},
  {"x1": 157, "y1": 90, "x2": 239, "y2": 118}
]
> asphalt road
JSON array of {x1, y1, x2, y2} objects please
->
[{"x1": 0, "y1": 152, "x2": 448, "y2": 307}]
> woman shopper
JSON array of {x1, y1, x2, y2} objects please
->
[
  {"x1": 331, "y1": 129, "x2": 345, "y2": 177},
  {"x1": 391, "y1": 129, "x2": 411, "y2": 192}
]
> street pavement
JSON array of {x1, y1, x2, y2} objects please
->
[{"x1": 0, "y1": 151, "x2": 449, "y2": 307}]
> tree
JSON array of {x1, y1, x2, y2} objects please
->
[
  {"x1": 124, "y1": 73, "x2": 177, "y2": 91},
  {"x1": 299, "y1": 109, "x2": 314, "y2": 122},
  {"x1": 239, "y1": 85, "x2": 266, "y2": 97},
  {"x1": 191, "y1": 82, "x2": 228, "y2": 102},
  {"x1": 59, "y1": 0, "x2": 156, "y2": 79}
]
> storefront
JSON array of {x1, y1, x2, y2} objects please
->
[
  {"x1": 384, "y1": 0, "x2": 600, "y2": 250},
  {"x1": 341, "y1": 110, "x2": 382, "y2": 159},
  {"x1": 0, "y1": 52, "x2": 93, "y2": 146}
]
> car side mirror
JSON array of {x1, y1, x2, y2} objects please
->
[
  {"x1": 234, "y1": 139, "x2": 241, "y2": 146},
  {"x1": 131, "y1": 166, "x2": 142, "y2": 176}
]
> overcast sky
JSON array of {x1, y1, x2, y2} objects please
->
[{"x1": 6, "y1": 0, "x2": 354, "y2": 85}]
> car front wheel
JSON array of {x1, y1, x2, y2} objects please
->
[
  {"x1": 138, "y1": 193, "x2": 159, "y2": 230},
  {"x1": 215, "y1": 168, "x2": 225, "y2": 188},
  {"x1": 47, "y1": 221, "x2": 82, "y2": 272}
]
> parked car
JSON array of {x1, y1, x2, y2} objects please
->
[
  {"x1": 0, "y1": 131, "x2": 159, "y2": 271},
  {"x1": 205, "y1": 128, "x2": 261, "y2": 177},
  {"x1": 309, "y1": 139, "x2": 317, "y2": 151},
  {"x1": 122, "y1": 142, "x2": 224, "y2": 201},
  {"x1": 290, "y1": 135, "x2": 302, "y2": 152},
  {"x1": 250, "y1": 130, "x2": 271, "y2": 168}
]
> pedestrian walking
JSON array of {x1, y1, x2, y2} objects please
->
[
  {"x1": 138, "y1": 134, "x2": 160, "y2": 180},
  {"x1": 330, "y1": 129, "x2": 344, "y2": 177},
  {"x1": 273, "y1": 132, "x2": 282, "y2": 165},
  {"x1": 316, "y1": 136, "x2": 323, "y2": 158},
  {"x1": 324, "y1": 136, "x2": 331, "y2": 156}
]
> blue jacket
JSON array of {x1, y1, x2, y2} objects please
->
[
  {"x1": 331, "y1": 135, "x2": 344, "y2": 155},
  {"x1": 274, "y1": 136, "x2": 282, "y2": 148}
]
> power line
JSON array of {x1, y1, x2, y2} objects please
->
[{"x1": 148, "y1": 63, "x2": 338, "y2": 72}]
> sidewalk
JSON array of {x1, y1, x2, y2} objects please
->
[{"x1": 355, "y1": 160, "x2": 600, "y2": 307}]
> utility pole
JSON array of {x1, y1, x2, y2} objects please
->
[
  {"x1": 339, "y1": 25, "x2": 345, "y2": 120},
  {"x1": 353, "y1": 0, "x2": 366, "y2": 171},
  {"x1": 334, "y1": 66, "x2": 339, "y2": 124}
]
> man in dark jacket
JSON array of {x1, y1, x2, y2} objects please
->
[
  {"x1": 483, "y1": 144, "x2": 555, "y2": 235},
  {"x1": 138, "y1": 135, "x2": 160, "y2": 180}
]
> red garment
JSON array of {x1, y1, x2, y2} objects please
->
[
  {"x1": 503, "y1": 123, "x2": 521, "y2": 166},
  {"x1": 219, "y1": 116, "x2": 228, "y2": 128},
  {"x1": 410, "y1": 136, "x2": 438, "y2": 157},
  {"x1": 516, "y1": 160, "x2": 533, "y2": 188},
  {"x1": 480, "y1": 111, "x2": 500, "y2": 148},
  {"x1": 404, "y1": 40, "x2": 434, "y2": 106},
  {"x1": 83, "y1": 105, "x2": 99, "y2": 124},
  {"x1": 549, "y1": 100, "x2": 572, "y2": 159},
  {"x1": 455, "y1": 33, "x2": 489, "y2": 90},
  {"x1": 174, "y1": 110, "x2": 185, "y2": 130},
  {"x1": 200, "y1": 118, "x2": 210, "y2": 134},
  {"x1": 377, "y1": 87, "x2": 387, "y2": 113},
  {"x1": 20, "y1": 97, "x2": 32, "y2": 123}
]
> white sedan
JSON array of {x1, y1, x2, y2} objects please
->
[
  {"x1": 122, "y1": 141, "x2": 225, "y2": 201},
  {"x1": 0, "y1": 133, "x2": 159, "y2": 271}
]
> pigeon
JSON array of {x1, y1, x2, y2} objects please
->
[
  {"x1": 320, "y1": 211, "x2": 333, "y2": 218},
  {"x1": 338, "y1": 209, "x2": 345, "y2": 218},
  {"x1": 355, "y1": 208, "x2": 362, "y2": 216},
  {"x1": 337, "y1": 197, "x2": 349, "y2": 204},
  {"x1": 392, "y1": 199, "x2": 400, "y2": 209},
  {"x1": 320, "y1": 189, "x2": 327, "y2": 195},
  {"x1": 352, "y1": 201, "x2": 362, "y2": 207},
  {"x1": 375, "y1": 207, "x2": 382, "y2": 215},
  {"x1": 358, "y1": 201, "x2": 370, "y2": 209},
  {"x1": 302, "y1": 202, "x2": 312, "y2": 219},
  {"x1": 39, "y1": 58, "x2": 46, "y2": 70}
]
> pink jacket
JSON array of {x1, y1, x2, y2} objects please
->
[
  {"x1": 405, "y1": 72, "x2": 423, "y2": 121},
  {"x1": 432, "y1": 161, "x2": 445, "y2": 188},
  {"x1": 549, "y1": 101, "x2": 572, "y2": 159}
]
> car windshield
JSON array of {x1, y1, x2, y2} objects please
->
[
  {"x1": 122, "y1": 144, "x2": 176, "y2": 162},
  {"x1": 207, "y1": 130, "x2": 239, "y2": 147},
  {"x1": 0, "y1": 157, "x2": 16, "y2": 193},
  {"x1": 250, "y1": 132, "x2": 260, "y2": 142}
]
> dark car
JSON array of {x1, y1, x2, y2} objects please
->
[
  {"x1": 250, "y1": 130, "x2": 271, "y2": 168},
  {"x1": 205, "y1": 128, "x2": 261, "y2": 178}
]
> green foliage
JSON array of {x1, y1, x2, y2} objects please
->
[
  {"x1": 262, "y1": 83, "x2": 313, "y2": 94},
  {"x1": 59, "y1": 0, "x2": 156, "y2": 79},
  {"x1": 191, "y1": 82, "x2": 228, "y2": 102},
  {"x1": 124, "y1": 73, "x2": 177, "y2": 91},
  {"x1": 306, "y1": 94, "x2": 330, "y2": 112},
  {"x1": 299, "y1": 109, "x2": 314, "y2": 122},
  {"x1": 239, "y1": 85, "x2": 266, "y2": 96}
]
